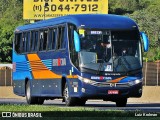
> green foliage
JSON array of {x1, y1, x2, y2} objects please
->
[{"x1": 0, "y1": 0, "x2": 25, "y2": 63}]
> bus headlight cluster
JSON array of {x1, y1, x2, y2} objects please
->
[
  {"x1": 128, "y1": 79, "x2": 142, "y2": 86},
  {"x1": 78, "y1": 76, "x2": 95, "y2": 84}
]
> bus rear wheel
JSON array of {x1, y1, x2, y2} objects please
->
[
  {"x1": 37, "y1": 98, "x2": 44, "y2": 105},
  {"x1": 63, "y1": 83, "x2": 76, "y2": 106},
  {"x1": 116, "y1": 98, "x2": 127, "y2": 107},
  {"x1": 26, "y1": 81, "x2": 44, "y2": 105}
]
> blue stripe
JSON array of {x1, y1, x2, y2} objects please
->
[{"x1": 42, "y1": 59, "x2": 52, "y2": 70}]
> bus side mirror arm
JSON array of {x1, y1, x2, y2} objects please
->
[
  {"x1": 140, "y1": 32, "x2": 149, "y2": 52},
  {"x1": 74, "y1": 30, "x2": 81, "y2": 52}
]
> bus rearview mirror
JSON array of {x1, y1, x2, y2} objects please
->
[
  {"x1": 74, "y1": 30, "x2": 81, "y2": 52},
  {"x1": 140, "y1": 32, "x2": 149, "y2": 52}
]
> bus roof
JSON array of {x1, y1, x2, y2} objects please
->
[{"x1": 15, "y1": 14, "x2": 138, "y2": 32}]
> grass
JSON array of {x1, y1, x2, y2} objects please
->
[
  {"x1": 0, "y1": 104, "x2": 159, "y2": 120},
  {"x1": 0, "y1": 104, "x2": 94, "y2": 111}
]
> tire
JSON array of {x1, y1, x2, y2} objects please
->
[
  {"x1": 26, "y1": 81, "x2": 44, "y2": 105},
  {"x1": 37, "y1": 98, "x2": 44, "y2": 105},
  {"x1": 116, "y1": 98, "x2": 127, "y2": 107},
  {"x1": 26, "y1": 81, "x2": 36, "y2": 104},
  {"x1": 76, "y1": 98, "x2": 86, "y2": 106},
  {"x1": 63, "y1": 83, "x2": 76, "y2": 106}
]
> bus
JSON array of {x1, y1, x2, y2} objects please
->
[{"x1": 13, "y1": 14, "x2": 149, "y2": 107}]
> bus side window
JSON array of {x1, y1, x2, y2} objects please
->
[
  {"x1": 35, "y1": 31, "x2": 39, "y2": 51},
  {"x1": 43, "y1": 30, "x2": 48, "y2": 51},
  {"x1": 68, "y1": 24, "x2": 78, "y2": 67},
  {"x1": 57, "y1": 26, "x2": 65, "y2": 50},
  {"x1": 31, "y1": 31, "x2": 38, "y2": 52},
  {"x1": 15, "y1": 33, "x2": 22, "y2": 53},
  {"x1": 48, "y1": 28, "x2": 57, "y2": 50},
  {"x1": 20, "y1": 33, "x2": 26, "y2": 53},
  {"x1": 23, "y1": 33, "x2": 27, "y2": 53},
  {"x1": 39, "y1": 31, "x2": 44, "y2": 51},
  {"x1": 30, "y1": 31, "x2": 34, "y2": 52},
  {"x1": 39, "y1": 30, "x2": 48, "y2": 51},
  {"x1": 26, "y1": 32, "x2": 30, "y2": 52}
]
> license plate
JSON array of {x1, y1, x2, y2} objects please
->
[{"x1": 108, "y1": 90, "x2": 119, "y2": 95}]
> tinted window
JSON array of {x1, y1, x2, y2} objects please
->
[
  {"x1": 48, "y1": 28, "x2": 57, "y2": 50},
  {"x1": 26, "y1": 32, "x2": 30, "y2": 52},
  {"x1": 43, "y1": 30, "x2": 48, "y2": 50},
  {"x1": 15, "y1": 33, "x2": 22, "y2": 53},
  {"x1": 20, "y1": 33, "x2": 25, "y2": 53},
  {"x1": 68, "y1": 24, "x2": 78, "y2": 67},
  {"x1": 31, "y1": 31, "x2": 38, "y2": 51},
  {"x1": 57, "y1": 26, "x2": 65, "y2": 49},
  {"x1": 39, "y1": 30, "x2": 48, "y2": 51},
  {"x1": 39, "y1": 31, "x2": 43, "y2": 51},
  {"x1": 23, "y1": 33, "x2": 27, "y2": 53}
]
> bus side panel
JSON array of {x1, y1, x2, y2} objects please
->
[
  {"x1": 65, "y1": 78, "x2": 82, "y2": 98},
  {"x1": 30, "y1": 79, "x2": 62, "y2": 97},
  {"x1": 13, "y1": 80, "x2": 25, "y2": 96},
  {"x1": 12, "y1": 52, "x2": 33, "y2": 96}
]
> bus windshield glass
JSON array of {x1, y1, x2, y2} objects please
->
[{"x1": 79, "y1": 29, "x2": 142, "y2": 73}]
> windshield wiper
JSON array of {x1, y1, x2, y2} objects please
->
[
  {"x1": 119, "y1": 57, "x2": 127, "y2": 72},
  {"x1": 96, "y1": 53, "x2": 106, "y2": 75},
  {"x1": 117, "y1": 56, "x2": 130, "y2": 74},
  {"x1": 122, "y1": 56, "x2": 132, "y2": 70}
]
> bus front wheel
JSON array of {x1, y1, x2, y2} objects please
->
[
  {"x1": 116, "y1": 98, "x2": 127, "y2": 107},
  {"x1": 26, "y1": 81, "x2": 44, "y2": 105},
  {"x1": 76, "y1": 98, "x2": 86, "y2": 106},
  {"x1": 63, "y1": 83, "x2": 76, "y2": 106}
]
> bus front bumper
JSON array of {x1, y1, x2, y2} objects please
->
[{"x1": 78, "y1": 82, "x2": 142, "y2": 100}]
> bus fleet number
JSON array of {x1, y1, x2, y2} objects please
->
[{"x1": 45, "y1": 4, "x2": 98, "y2": 12}]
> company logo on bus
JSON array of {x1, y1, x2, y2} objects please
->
[
  {"x1": 53, "y1": 58, "x2": 66, "y2": 66},
  {"x1": 91, "y1": 76, "x2": 112, "y2": 80}
]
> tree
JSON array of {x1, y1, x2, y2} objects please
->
[
  {"x1": 127, "y1": 0, "x2": 160, "y2": 61},
  {"x1": 0, "y1": 0, "x2": 25, "y2": 62}
]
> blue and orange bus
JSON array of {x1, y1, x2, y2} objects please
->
[{"x1": 13, "y1": 14, "x2": 149, "y2": 107}]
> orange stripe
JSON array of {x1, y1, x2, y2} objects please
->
[
  {"x1": 109, "y1": 76, "x2": 126, "y2": 83},
  {"x1": 67, "y1": 75, "x2": 78, "y2": 78},
  {"x1": 28, "y1": 54, "x2": 40, "y2": 61},
  {"x1": 28, "y1": 54, "x2": 62, "y2": 79},
  {"x1": 27, "y1": 54, "x2": 78, "y2": 79}
]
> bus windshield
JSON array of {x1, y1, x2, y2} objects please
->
[{"x1": 79, "y1": 30, "x2": 142, "y2": 73}]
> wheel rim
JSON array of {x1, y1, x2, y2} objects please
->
[
  {"x1": 64, "y1": 86, "x2": 69, "y2": 102},
  {"x1": 26, "y1": 83, "x2": 31, "y2": 101}
]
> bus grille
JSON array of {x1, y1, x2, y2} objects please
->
[{"x1": 93, "y1": 82, "x2": 130, "y2": 88}]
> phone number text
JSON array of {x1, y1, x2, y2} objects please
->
[{"x1": 44, "y1": 4, "x2": 98, "y2": 12}]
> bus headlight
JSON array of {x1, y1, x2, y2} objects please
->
[
  {"x1": 78, "y1": 76, "x2": 95, "y2": 84},
  {"x1": 128, "y1": 79, "x2": 142, "y2": 86}
]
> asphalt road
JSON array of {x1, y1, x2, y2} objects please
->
[{"x1": 0, "y1": 98, "x2": 160, "y2": 112}]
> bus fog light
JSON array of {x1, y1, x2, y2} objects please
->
[
  {"x1": 82, "y1": 88, "x2": 85, "y2": 93},
  {"x1": 139, "y1": 89, "x2": 142, "y2": 94}
]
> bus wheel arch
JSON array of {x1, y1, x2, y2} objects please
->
[
  {"x1": 25, "y1": 80, "x2": 36, "y2": 104},
  {"x1": 25, "y1": 79, "x2": 44, "y2": 105},
  {"x1": 61, "y1": 77, "x2": 77, "y2": 106},
  {"x1": 25, "y1": 77, "x2": 29, "y2": 95},
  {"x1": 62, "y1": 77, "x2": 67, "y2": 97}
]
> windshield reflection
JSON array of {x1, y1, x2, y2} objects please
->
[{"x1": 79, "y1": 30, "x2": 142, "y2": 73}]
